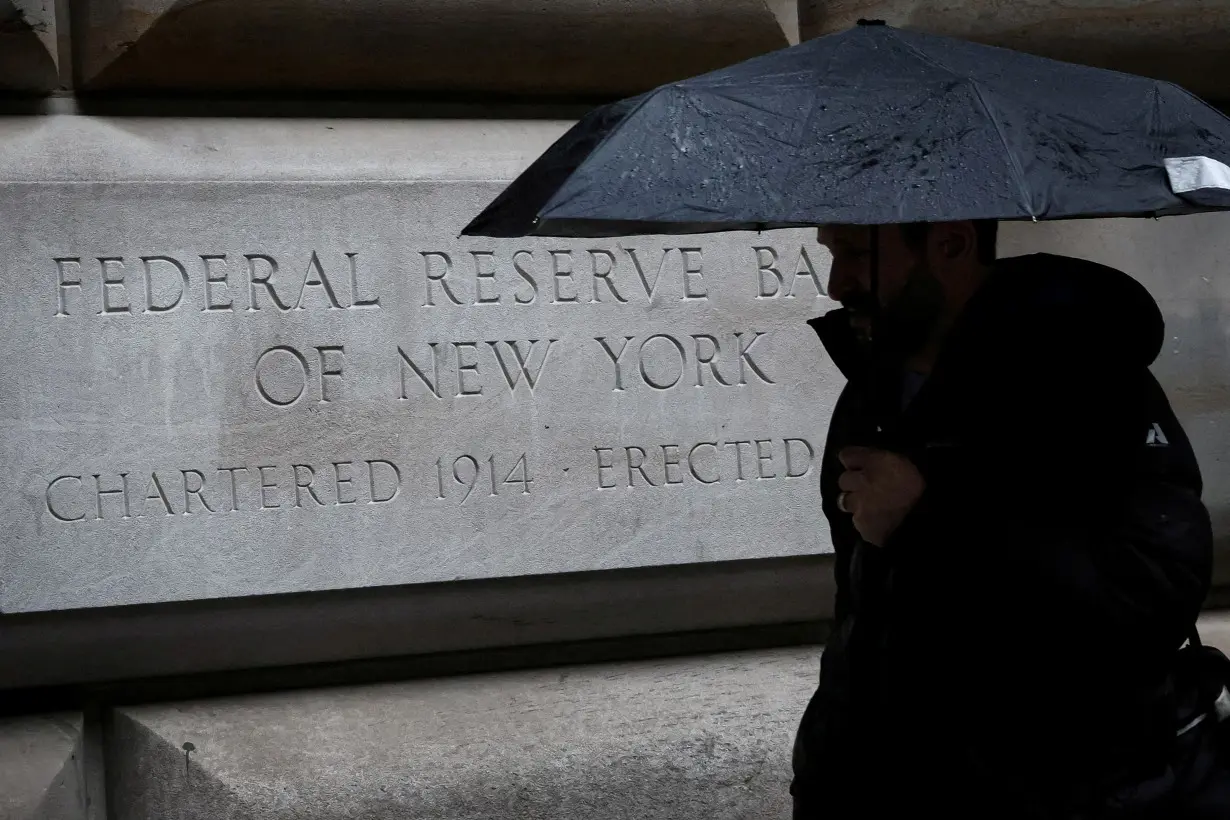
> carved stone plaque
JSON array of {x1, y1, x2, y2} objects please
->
[{"x1": 1, "y1": 165, "x2": 839, "y2": 612}]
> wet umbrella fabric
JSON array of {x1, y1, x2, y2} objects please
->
[{"x1": 462, "y1": 21, "x2": 1230, "y2": 239}]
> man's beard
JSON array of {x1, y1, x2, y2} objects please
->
[{"x1": 842, "y1": 262, "x2": 945, "y2": 363}]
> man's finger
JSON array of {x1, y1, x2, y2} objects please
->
[
  {"x1": 838, "y1": 446, "x2": 876, "y2": 470},
  {"x1": 838, "y1": 470, "x2": 869, "y2": 493}
]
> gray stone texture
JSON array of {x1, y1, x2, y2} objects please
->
[
  {"x1": 0, "y1": 115, "x2": 834, "y2": 613},
  {"x1": 0, "y1": 714, "x2": 85, "y2": 820},
  {"x1": 0, "y1": 0, "x2": 60, "y2": 93},
  {"x1": 73, "y1": 0, "x2": 792, "y2": 95},
  {"x1": 107, "y1": 647, "x2": 816, "y2": 820},
  {"x1": 800, "y1": 1, "x2": 1230, "y2": 102}
]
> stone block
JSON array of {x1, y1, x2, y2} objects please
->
[
  {"x1": 107, "y1": 647, "x2": 816, "y2": 820},
  {"x1": 0, "y1": 0, "x2": 59, "y2": 93},
  {"x1": 73, "y1": 0, "x2": 792, "y2": 95},
  {"x1": 800, "y1": 1, "x2": 1230, "y2": 102},
  {"x1": 0, "y1": 115, "x2": 834, "y2": 613},
  {"x1": 0, "y1": 714, "x2": 85, "y2": 820}
]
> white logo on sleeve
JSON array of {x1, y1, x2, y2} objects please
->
[{"x1": 1146, "y1": 422, "x2": 1170, "y2": 448}]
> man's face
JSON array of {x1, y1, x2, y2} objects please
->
[{"x1": 817, "y1": 224, "x2": 946, "y2": 359}]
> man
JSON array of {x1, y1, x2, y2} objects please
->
[{"x1": 790, "y1": 220, "x2": 1224, "y2": 817}]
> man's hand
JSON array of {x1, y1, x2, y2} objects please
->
[{"x1": 837, "y1": 447, "x2": 925, "y2": 547}]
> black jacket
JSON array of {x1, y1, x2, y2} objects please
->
[{"x1": 792, "y1": 253, "x2": 1218, "y2": 818}]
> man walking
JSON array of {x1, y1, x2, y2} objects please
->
[{"x1": 791, "y1": 220, "x2": 1224, "y2": 817}]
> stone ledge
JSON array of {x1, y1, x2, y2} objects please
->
[
  {"x1": 0, "y1": 713, "x2": 85, "y2": 820},
  {"x1": 108, "y1": 647, "x2": 816, "y2": 819},
  {"x1": 73, "y1": 0, "x2": 792, "y2": 96},
  {"x1": 0, "y1": 114, "x2": 571, "y2": 182}
]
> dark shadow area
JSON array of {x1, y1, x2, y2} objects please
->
[
  {"x1": 0, "y1": 554, "x2": 833, "y2": 706},
  {"x1": 2, "y1": 620, "x2": 827, "y2": 717}
]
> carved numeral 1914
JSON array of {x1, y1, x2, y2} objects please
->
[{"x1": 436, "y1": 454, "x2": 533, "y2": 502}]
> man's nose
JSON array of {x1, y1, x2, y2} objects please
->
[{"x1": 827, "y1": 263, "x2": 857, "y2": 302}]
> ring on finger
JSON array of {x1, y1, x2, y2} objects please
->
[{"x1": 838, "y1": 492, "x2": 851, "y2": 514}]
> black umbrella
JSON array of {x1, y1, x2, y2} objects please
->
[{"x1": 462, "y1": 20, "x2": 1230, "y2": 240}]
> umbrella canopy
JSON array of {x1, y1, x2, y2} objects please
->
[{"x1": 463, "y1": 20, "x2": 1230, "y2": 239}]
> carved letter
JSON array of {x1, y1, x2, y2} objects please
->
[
  {"x1": 488, "y1": 339, "x2": 556, "y2": 393},
  {"x1": 550, "y1": 250, "x2": 578, "y2": 303},
  {"x1": 785, "y1": 438, "x2": 816, "y2": 478},
  {"x1": 787, "y1": 247, "x2": 825, "y2": 298},
  {"x1": 662, "y1": 445, "x2": 683, "y2": 485},
  {"x1": 638, "y1": 334, "x2": 687, "y2": 390},
  {"x1": 398, "y1": 344, "x2": 442, "y2": 400},
  {"x1": 589, "y1": 250, "x2": 628, "y2": 303},
  {"x1": 595, "y1": 336, "x2": 635, "y2": 391},
  {"x1": 688, "y1": 443, "x2": 720, "y2": 485},
  {"x1": 454, "y1": 342, "x2": 482, "y2": 396},
  {"x1": 595, "y1": 447, "x2": 616, "y2": 489},
  {"x1": 255, "y1": 345, "x2": 310, "y2": 407},
  {"x1": 258, "y1": 465, "x2": 282, "y2": 509},
  {"x1": 47, "y1": 476, "x2": 85, "y2": 522},
  {"x1": 680, "y1": 248, "x2": 707, "y2": 300},
  {"x1": 735, "y1": 332, "x2": 774, "y2": 385},
  {"x1": 142, "y1": 256, "x2": 189, "y2": 313},
  {"x1": 293, "y1": 464, "x2": 327, "y2": 507},
  {"x1": 692, "y1": 334, "x2": 732, "y2": 387},
  {"x1": 472, "y1": 251, "x2": 501, "y2": 305},
  {"x1": 625, "y1": 446, "x2": 658, "y2": 487},
  {"x1": 348, "y1": 253, "x2": 380, "y2": 309},
  {"x1": 218, "y1": 466, "x2": 249, "y2": 511},
  {"x1": 316, "y1": 345, "x2": 345, "y2": 402},
  {"x1": 93, "y1": 473, "x2": 131, "y2": 520},
  {"x1": 513, "y1": 250, "x2": 539, "y2": 304},
  {"x1": 625, "y1": 248, "x2": 670, "y2": 302},
  {"x1": 333, "y1": 461, "x2": 357, "y2": 505},
  {"x1": 755, "y1": 440, "x2": 776, "y2": 479},
  {"x1": 201, "y1": 254, "x2": 234, "y2": 312},
  {"x1": 422, "y1": 252, "x2": 463, "y2": 306},
  {"x1": 181, "y1": 469, "x2": 216, "y2": 514},
  {"x1": 754, "y1": 247, "x2": 783, "y2": 298},
  {"x1": 141, "y1": 472, "x2": 176, "y2": 516},
  {"x1": 98, "y1": 257, "x2": 131, "y2": 315},
  {"x1": 366, "y1": 460, "x2": 401, "y2": 504},
  {"x1": 246, "y1": 254, "x2": 293, "y2": 312},
  {"x1": 54, "y1": 258, "x2": 82, "y2": 317},
  {"x1": 725, "y1": 440, "x2": 754, "y2": 481},
  {"x1": 295, "y1": 251, "x2": 344, "y2": 310}
]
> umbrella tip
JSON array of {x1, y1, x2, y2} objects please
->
[{"x1": 857, "y1": 18, "x2": 887, "y2": 26}]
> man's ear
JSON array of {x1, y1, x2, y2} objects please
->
[{"x1": 931, "y1": 221, "x2": 977, "y2": 263}]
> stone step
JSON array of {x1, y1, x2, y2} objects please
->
[
  {"x1": 10, "y1": 613, "x2": 1230, "y2": 818},
  {"x1": 107, "y1": 647, "x2": 817, "y2": 820},
  {"x1": 0, "y1": 713, "x2": 86, "y2": 820}
]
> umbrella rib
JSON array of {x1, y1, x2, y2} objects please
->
[
  {"x1": 880, "y1": 29, "x2": 1035, "y2": 217},
  {"x1": 537, "y1": 90, "x2": 662, "y2": 220},
  {"x1": 966, "y1": 81, "x2": 1038, "y2": 219},
  {"x1": 882, "y1": 27, "x2": 962, "y2": 80}
]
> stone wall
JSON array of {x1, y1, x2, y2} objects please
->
[
  {"x1": 800, "y1": 1, "x2": 1230, "y2": 103},
  {"x1": 3, "y1": 2, "x2": 1230, "y2": 818}
]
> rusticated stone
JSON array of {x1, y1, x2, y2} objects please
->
[
  {"x1": 74, "y1": 0, "x2": 793, "y2": 95},
  {"x1": 801, "y1": 1, "x2": 1230, "y2": 102},
  {"x1": 0, "y1": 0, "x2": 59, "y2": 93}
]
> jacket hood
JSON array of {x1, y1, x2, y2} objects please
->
[
  {"x1": 977, "y1": 253, "x2": 1165, "y2": 368},
  {"x1": 810, "y1": 252, "x2": 1165, "y2": 378}
]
